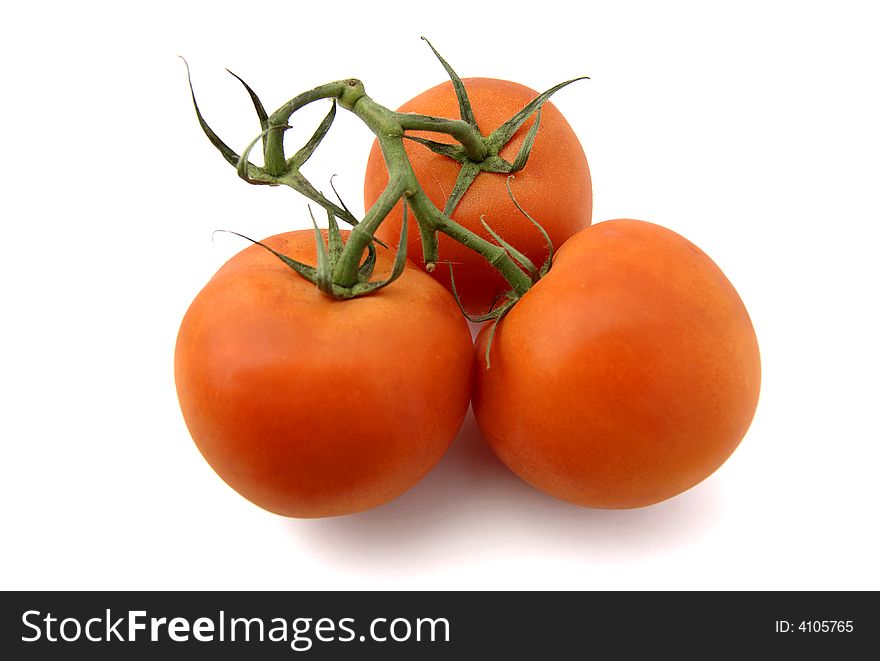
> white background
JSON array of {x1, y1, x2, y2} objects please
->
[{"x1": 2, "y1": 1, "x2": 878, "y2": 590}]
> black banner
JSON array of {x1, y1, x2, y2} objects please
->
[{"x1": 1, "y1": 591, "x2": 874, "y2": 658}]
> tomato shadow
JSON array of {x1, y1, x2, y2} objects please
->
[{"x1": 287, "y1": 406, "x2": 725, "y2": 577}]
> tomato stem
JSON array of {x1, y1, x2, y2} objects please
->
[
  {"x1": 332, "y1": 172, "x2": 407, "y2": 288},
  {"x1": 339, "y1": 94, "x2": 533, "y2": 297},
  {"x1": 263, "y1": 81, "x2": 349, "y2": 176},
  {"x1": 185, "y1": 57, "x2": 570, "y2": 299}
]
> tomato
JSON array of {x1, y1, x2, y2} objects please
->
[
  {"x1": 175, "y1": 231, "x2": 473, "y2": 517},
  {"x1": 364, "y1": 77, "x2": 592, "y2": 313},
  {"x1": 472, "y1": 220, "x2": 761, "y2": 509}
]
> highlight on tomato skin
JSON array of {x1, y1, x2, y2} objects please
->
[
  {"x1": 174, "y1": 230, "x2": 474, "y2": 518},
  {"x1": 364, "y1": 77, "x2": 592, "y2": 314},
  {"x1": 471, "y1": 219, "x2": 761, "y2": 509}
]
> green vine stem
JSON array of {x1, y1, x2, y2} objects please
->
[
  {"x1": 264, "y1": 82, "x2": 348, "y2": 176},
  {"x1": 185, "y1": 47, "x2": 585, "y2": 301},
  {"x1": 325, "y1": 91, "x2": 531, "y2": 294}
]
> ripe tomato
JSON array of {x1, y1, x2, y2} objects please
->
[
  {"x1": 364, "y1": 78, "x2": 592, "y2": 313},
  {"x1": 175, "y1": 231, "x2": 473, "y2": 517},
  {"x1": 472, "y1": 220, "x2": 761, "y2": 509}
]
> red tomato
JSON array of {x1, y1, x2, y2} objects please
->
[
  {"x1": 175, "y1": 231, "x2": 473, "y2": 517},
  {"x1": 472, "y1": 220, "x2": 761, "y2": 509},
  {"x1": 364, "y1": 78, "x2": 592, "y2": 313}
]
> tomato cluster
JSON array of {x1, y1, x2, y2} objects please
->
[{"x1": 178, "y1": 66, "x2": 760, "y2": 517}]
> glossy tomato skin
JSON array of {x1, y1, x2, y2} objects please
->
[
  {"x1": 364, "y1": 78, "x2": 592, "y2": 313},
  {"x1": 175, "y1": 231, "x2": 473, "y2": 517},
  {"x1": 473, "y1": 220, "x2": 760, "y2": 509}
]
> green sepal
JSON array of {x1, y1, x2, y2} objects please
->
[
  {"x1": 325, "y1": 208, "x2": 344, "y2": 264},
  {"x1": 357, "y1": 243, "x2": 377, "y2": 281},
  {"x1": 481, "y1": 303, "x2": 515, "y2": 370},
  {"x1": 480, "y1": 217, "x2": 539, "y2": 281},
  {"x1": 403, "y1": 135, "x2": 468, "y2": 163},
  {"x1": 417, "y1": 76, "x2": 586, "y2": 221},
  {"x1": 278, "y1": 170, "x2": 360, "y2": 226},
  {"x1": 342, "y1": 199, "x2": 410, "y2": 297},
  {"x1": 447, "y1": 263, "x2": 510, "y2": 323},
  {"x1": 463, "y1": 110, "x2": 542, "y2": 175},
  {"x1": 507, "y1": 175, "x2": 554, "y2": 276},
  {"x1": 443, "y1": 162, "x2": 481, "y2": 217},
  {"x1": 485, "y1": 77, "x2": 588, "y2": 154},
  {"x1": 390, "y1": 200, "x2": 410, "y2": 278},
  {"x1": 289, "y1": 101, "x2": 337, "y2": 169},
  {"x1": 328, "y1": 174, "x2": 353, "y2": 220},
  {"x1": 309, "y1": 208, "x2": 333, "y2": 295},
  {"x1": 325, "y1": 175, "x2": 387, "y2": 249},
  {"x1": 447, "y1": 260, "x2": 518, "y2": 368},
  {"x1": 214, "y1": 230, "x2": 317, "y2": 282},
  {"x1": 421, "y1": 37, "x2": 478, "y2": 131},
  {"x1": 181, "y1": 57, "x2": 241, "y2": 169},
  {"x1": 372, "y1": 199, "x2": 410, "y2": 288},
  {"x1": 225, "y1": 69, "x2": 269, "y2": 157},
  {"x1": 510, "y1": 107, "x2": 542, "y2": 172},
  {"x1": 447, "y1": 264, "x2": 484, "y2": 323},
  {"x1": 237, "y1": 128, "x2": 283, "y2": 185},
  {"x1": 221, "y1": 209, "x2": 405, "y2": 300},
  {"x1": 185, "y1": 64, "x2": 363, "y2": 225}
]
